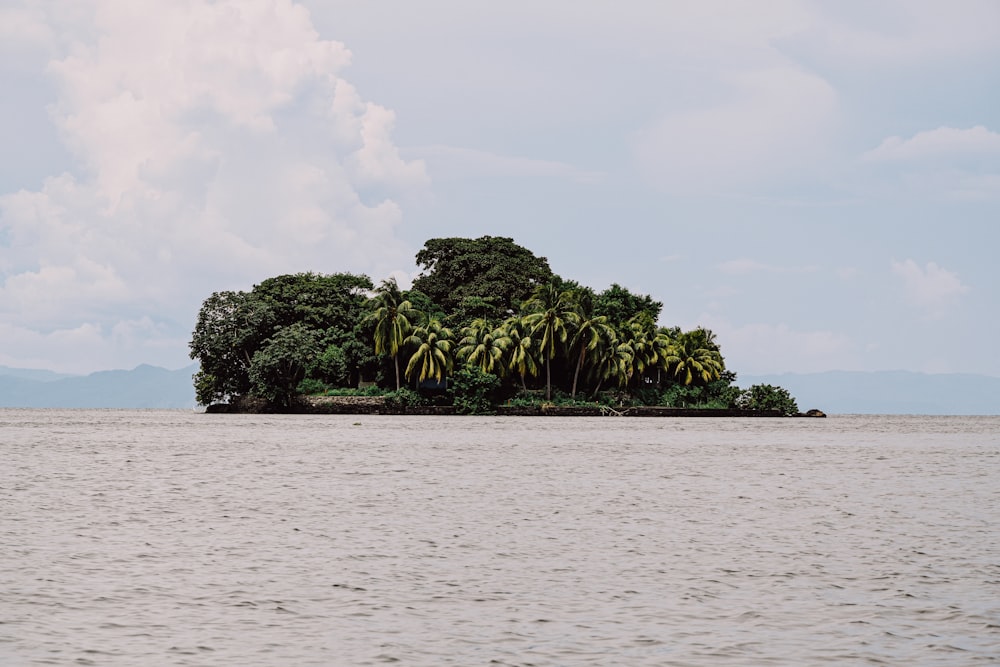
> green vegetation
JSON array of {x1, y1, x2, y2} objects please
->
[
  {"x1": 189, "y1": 236, "x2": 799, "y2": 414},
  {"x1": 737, "y1": 384, "x2": 800, "y2": 417}
]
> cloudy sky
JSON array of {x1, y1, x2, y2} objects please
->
[{"x1": 1, "y1": 0, "x2": 998, "y2": 377}]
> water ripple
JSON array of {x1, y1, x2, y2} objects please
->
[{"x1": 2, "y1": 411, "x2": 999, "y2": 665}]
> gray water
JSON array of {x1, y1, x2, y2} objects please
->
[{"x1": 2, "y1": 411, "x2": 998, "y2": 666}]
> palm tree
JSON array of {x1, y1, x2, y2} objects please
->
[
  {"x1": 589, "y1": 336, "x2": 633, "y2": 398},
  {"x1": 650, "y1": 328, "x2": 674, "y2": 386},
  {"x1": 366, "y1": 278, "x2": 419, "y2": 390},
  {"x1": 522, "y1": 281, "x2": 580, "y2": 400},
  {"x1": 457, "y1": 318, "x2": 511, "y2": 376},
  {"x1": 404, "y1": 318, "x2": 455, "y2": 386},
  {"x1": 502, "y1": 317, "x2": 540, "y2": 391},
  {"x1": 618, "y1": 312, "x2": 659, "y2": 387},
  {"x1": 568, "y1": 292, "x2": 615, "y2": 399},
  {"x1": 661, "y1": 329, "x2": 725, "y2": 386}
]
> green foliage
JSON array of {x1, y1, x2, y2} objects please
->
[
  {"x1": 661, "y1": 329, "x2": 725, "y2": 386},
  {"x1": 310, "y1": 344, "x2": 349, "y2": 387},
  {"x1": 404, "y1": 318, "x2": 454, "y2": 385},
  {"x1": 522, "y1": 280, "x2": 580, "y2": 400},
  {"x1": 501, "y1": 316, "x2": 540, "y2": 390},
  {"x1": 366, "y1": 277, "x2": 420, "y2": 390},
  {"x1": 594, "y1": 283, "x2": 663, "y2": 324},
  {"x1": 189, "y1": 273, "x2": 373, "y2": 406},
  {"x1": 412, "y1": 236, "x2": 553, "y2": 319},
  {"x1": 324, "y1": 385, "x2": 387, "y2": 397},
  {"x1": 547, "y1": 388, "x2": 600, "y2": 407},
  {"x1": 449, "y1": 295, "x2": 503, "y2": 328},
  {"x1": 405, "y1": 289, "x2": 445, "y2": 323},
  {"x1": 382, "y1": 387, "x2": 424, "y2": 408},
  {"x1": 737, "y1": 384, "x2": 800, "y2": 416},
  {"x1": 660, "y1": 383, "x2": 707, "y2": 408},
  {"x1": 505, "y1": 392, "x2": 546, "y2": 408},
  {"x1": 189, "y1": 236, "x2": 800, "y2": 415},
  {"x1": 253, "y1": 272, "x2": 372, "y2": 340},
  {"x1": 192, "y1": 369, "x2": 222, "y2": 407},
  {"x1": 457, "y1": 318, "x2": 510, "y2": 376},
  {"x1": 632, "y1": 386, "x2": 662, "y2": 406},
  {"x1": 451, "y1": 365, "x2": 502, "y2": 414},
  {"x1": 297, "y1": 378, "x2": 329, "y2": 395},
  {"x1": 342, "y1": 334, "x2": 378, "y2": 388},
  {"x1": 249, "y1": 323, "x2": 323, "y2": 408},
  {"x1": 568, "y1": 290, "x2": 615, "y2": 399},
  {"x1": 702, "y1": 371, "x2": 742, "y2": 408},
  {"x1": 188, "y1": 290, "x2": 271, "y2": 404}
]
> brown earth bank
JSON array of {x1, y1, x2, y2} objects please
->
[{"x1": 206, "y1": 396, "x2": 824, "y2": 417}]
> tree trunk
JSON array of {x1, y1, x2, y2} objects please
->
[
  {"x1": 393, "y1": 354, "x2": 401, "y2": 390},
  {"x1": 571, "y1": 347, "x2": 586, "y2": 399},
  {"x1": 592, "y1": 377, "x2": 603, "y2": 399},
  {"x1": 545, "y1": 358, "x2": 552, "y2": 401}
]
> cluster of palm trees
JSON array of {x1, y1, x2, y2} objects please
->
[{"x1": 367, "y1": 277, "x2": 726, "y2": 402}]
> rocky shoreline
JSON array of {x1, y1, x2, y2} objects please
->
[{"x1": 206, "y1": 395, "x2": 826, "y2": 417}]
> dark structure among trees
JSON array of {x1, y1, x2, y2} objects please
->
[{"x1": 189, "y1": 236, "x2": 798, "y2": 414}]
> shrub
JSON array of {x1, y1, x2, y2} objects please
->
[
  {"x1": 660, "y1": 383, "x2": 705, "y2": 408},
  {"x1": 310, "y1": 344, "x2": 349, "y2": 387},
  {"x1": 737, "y1": 384, "x2": 799, "y2": 416},
  {"x1": 383, "y1": 388, "x2": 423, "y2": 408},
  {"x1": 296, "y1": 378, "x2": 329, "y2": 395},
  {"x1": 451, "y1": 365, "x2": 502, "y2": 415},
  {"x1": 325, "y1": 385, "x2": 388, "y2": 397}
]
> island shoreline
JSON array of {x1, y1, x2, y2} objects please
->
[{"x1": 206, "y1": 396, "x2": 825, "y2": 417}]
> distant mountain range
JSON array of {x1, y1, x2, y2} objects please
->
[
  {"x1": 0, "y1": 364, "x2": 198, "y2": 409},
  {"x1": 0, "y1": 365, "x2": 997, "y2": 414},
  {"x1": 739, "y1": 371, "x2": 1000, "y2": 415}
]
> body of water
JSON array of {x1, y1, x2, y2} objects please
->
[{"x1": 2, "y1": 411, "x2": 999, "y2": 665}]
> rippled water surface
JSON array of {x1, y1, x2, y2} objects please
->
[{"x1": 2, "y1": 411, "x2": 999, "y2": 665}]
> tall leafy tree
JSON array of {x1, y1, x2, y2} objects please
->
[
  {"x1": 502, "y1": 317, "x2": 540, "y2": 390},
  {"x1": 618, "y1": 312, "x2": 660, "y2": 387},
  {"x1": 404, "y1": 318, "x2": 455, "y2": 385},
  {"x1": 661, "y1": 329, "x2": 725, "y2": 386},
  {"x1": 568, "y1": 291, "x2": 615, "y2": 399},
  {"x1": 457, "y1": 318, "x2": 511, "y2": 376},
  {"x1": 412, "y1": 236, "x2": 553, "y2": 320},
  {"x1": 522, "y1": 281, "x2": 580, "y2": 400},
  {"x1": 253, "y1": 272, "x2": 372, "y2": 346},
  {"x1": 366, "y1": 278, "x2": 420, "y2": 390},
  {"x1": 594, "y1": 283, "x2": 663, "y2": 324},
  {"x1": 189, "y1": 290, "x2": 272, "y2": 405},
  {"x1": 249, "y1": 323, "x2": 322, "y2": 408},
  {"x1": 589, "y1": 337, "x2": 633, "y2": 398}
]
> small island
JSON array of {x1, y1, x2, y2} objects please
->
[{"x1": 190, "y1": 236, "x2": 811, "y2": 416}]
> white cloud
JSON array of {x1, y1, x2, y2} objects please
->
[
  {"x1": 890, "y1": 259, "x2": 969, "y2": 317},
  {"x1": 0, "y1": 0, "x2": 427, "y2": 371},
  {"x1": 864, "y1": 126, "x2": 1000, "y2": 162}
]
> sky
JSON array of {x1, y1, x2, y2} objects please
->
[{"x1": 1, "y1": 0, "x2": 998, "y2": 377}]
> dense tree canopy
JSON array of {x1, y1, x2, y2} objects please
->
[
  {"x1": 189, "y1": 237, "x2": 798, "y2": 413},
  {"x1": 594, "y1": 283, "x2": 663, "y2": 324},
  {"x1": 411, "y1": 236, "x2": 553, "y2": 323},
  {"x1": 189, "y1": 272, "x2": 371, "y2": 406}
]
